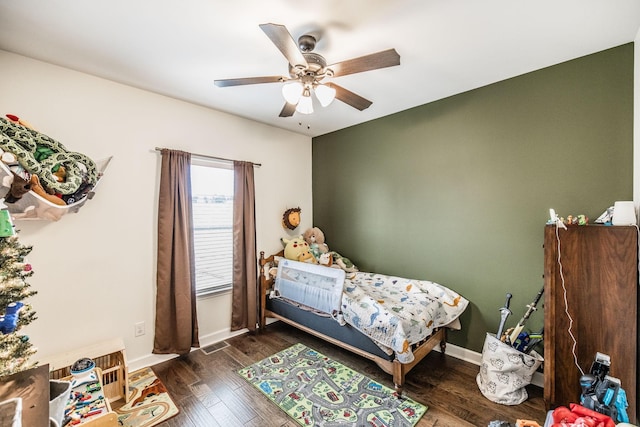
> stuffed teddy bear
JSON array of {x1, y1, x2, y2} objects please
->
[
  {"x1": 303, "y1": 227, "x2": 332, "y2": 265},
  {"x1": 303, "y1": 227, "x2": 358, "y2": 272},
  {"x1": 281, "y1": 236, "x2": 317, "y2": 264}
]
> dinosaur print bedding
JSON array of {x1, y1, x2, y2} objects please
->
[{"x1": 340, "y1": 272, "x2": 468, "y2": 363}]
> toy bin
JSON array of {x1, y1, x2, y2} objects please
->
[
  {"x1": 49, "y1": 379, "x2": 71, "y2": 426},
  {"x1": 0, "y1": 157, "x2": 112, "y2": 222},
  {"x1": 476, "y1": 332, "x2": 543, "y2": 405},
  {"x1": 44, "y1": 338, "x2": 129, "y2": 403}
]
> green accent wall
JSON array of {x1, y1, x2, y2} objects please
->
[{"x1": 312, "y1": 43, "x2": 634, "y2": 352}]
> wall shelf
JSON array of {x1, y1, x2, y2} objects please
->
[{"x1": 0, "y1": 156, "x2": 112, "y2": 221}]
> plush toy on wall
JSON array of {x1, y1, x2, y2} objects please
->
[
  {"x1": 282, "y1": 207, "x2": 301, "y2": 230},
  {"x1": 29, "y1": 175, "x2": 66, "y2": 206},
  {"x1": 5, "y1": 114, "x2": 34, "y2": 129},
  {"x1": 0, "y1": 115, "x2": 99, "y2": 196},
  {"x1": 0, "y1": 302, "x2": 24, "y2": 334},
  {"x1": 282, "y1": 236, "x2": 317, "y2": 264}
]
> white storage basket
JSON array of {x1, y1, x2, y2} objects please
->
[{"x1": 476, "y1": 332, "x2": 543, "y2": 405}]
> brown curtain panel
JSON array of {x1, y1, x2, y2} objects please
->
[
  {"x1": 153, "y1": 149, "x2": 200, "y2": 355},
  {"x1": 231, "y1": 161, "x2": 258, "y2": 331}
]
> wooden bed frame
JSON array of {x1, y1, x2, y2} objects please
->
[{"x1": 258, "y1": 250, "x2": 447, "y2": 395}]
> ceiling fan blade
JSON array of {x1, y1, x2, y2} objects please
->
[
  {"x1": 328, "y1": 48, "x2": 400, "y2": 77},
  {"x1": 326, "y1": 83, "x2": 373, "y2": 111},
  {"x1": 279, "y1": 102, "x2": 296, "y2": 117},
  {"x1": 259, "y1": 23, "x2": 308, "y2": 69},
  {"x1": 214, "y1": 76, "x2": 285, "y2": 87}
]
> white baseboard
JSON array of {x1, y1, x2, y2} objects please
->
[
  {"x1": 434, "y1": 340, "x2": 544, "y2": 388},
  {"x1": 127, "y1": 324, "x2": 543, "y2": 389}
]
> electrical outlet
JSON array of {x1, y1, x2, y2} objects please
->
[{"x1": 134, "y1": 321, "x2": 145, "y2": 337}]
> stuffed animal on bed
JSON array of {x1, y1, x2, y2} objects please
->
[
  {"x1": 302, "y1": 227, "x2": 358, "y2": 272},
  {"x1": 302, "y1": 227, "x2": 332, "y2": 266},
  {"x1": 331, "y1": 250, "x2": 358, "y2": 273},
  {"x1": 281, "y1": 236, "x2": 317, "y2": 264}
]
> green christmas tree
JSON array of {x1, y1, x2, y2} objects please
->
[{"x1": 0, "y1": 233, "x2": 37, "y2": 377}]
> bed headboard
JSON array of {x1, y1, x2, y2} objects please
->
[{"x1": 258, "y1": 250, "x2": 283, "y2": 329}]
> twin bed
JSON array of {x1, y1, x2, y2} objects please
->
[{"x1": 258, "y1": 250, "x2": 469, "y2": 394}]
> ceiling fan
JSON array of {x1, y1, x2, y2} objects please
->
[{"x1": 214, "y1": 23, "x2": 400, "y2": 117}]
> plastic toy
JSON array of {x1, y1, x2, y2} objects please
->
[
  {"x1": 0, "y1": 198, "x2": 15, "y2": 237},
  {"x1": 0, "y1": 302, "x2": 24, "y2": 334},
  {"x1": 552, "y1": 403, "x2": 615, "y2": 427},
  {"x1": 70, "y1": 357, "x2": 98, "y2": 387},
  {"x1": 579, "y1": 352, "x2": 627, "y2": 422},
  {"x1": 615, "y1": 388, "x2": 630, "y2": 423}
]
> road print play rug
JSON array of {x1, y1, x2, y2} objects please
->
[
  {"x1": 114, "y1": 367, "x2": 179, "y2": 427},
  {"x1": 238, "y1": 343, "x2": 427, "y2": 426}
]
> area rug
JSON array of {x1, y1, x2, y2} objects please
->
[
  {"x1": 238, "y1": 343, "x2": 427, "y2": 426},
  {"x1": 114, "y1": 367, "x2": 179, "y2": 427}
]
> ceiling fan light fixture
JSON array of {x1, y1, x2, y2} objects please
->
[
  {"x1": 282, "y1": 82, "x2": 303, "y2": 104},
  {"x1": 296, "y1": 88, "x2": 314, "y2": 114},
  {"x1": 216, "y1": 24, "x2": 400, "y2": 117},
  {"x1": 314, "y1": 84, "x2": 336, "y2": 107}
]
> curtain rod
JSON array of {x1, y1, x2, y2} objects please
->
[{"x1": 154, "y1": 147, "x2": 261, "y2": 167}]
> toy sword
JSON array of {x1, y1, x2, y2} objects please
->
[
  {"x1": 496, "y1": 293, "x2": 512, "y2": 340},
  {"x1": 509, "y1": 287, "x2": 544, "y2": 346}
]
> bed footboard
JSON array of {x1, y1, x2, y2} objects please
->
[{"x1": 385, "y1": 328, "x2": 447, "y2": 395}]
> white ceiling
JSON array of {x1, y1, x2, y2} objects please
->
[{"x1": 1, "y1": 0, "x2": 639, "y2": 137}]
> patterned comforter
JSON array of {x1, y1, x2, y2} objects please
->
[{"x1": 340, "y1": 272, "x2": 468, "y2": 363}]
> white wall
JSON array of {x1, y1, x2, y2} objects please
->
[{"x1": 0, "y1": 50, "x2": 313, "y2": 369}]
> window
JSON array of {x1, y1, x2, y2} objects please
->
[{"x1": 190, "y1": 159, "x2": 234, "y2": 296}]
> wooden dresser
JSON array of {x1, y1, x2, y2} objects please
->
[{"x1": 543, "y1": 224, "x2": 637, "y2": 422}]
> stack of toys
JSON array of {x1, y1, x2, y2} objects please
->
[{"x1": 61, "y1": 358, "x2": 111, "y2": 426}]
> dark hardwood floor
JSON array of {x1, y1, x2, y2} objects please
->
[{"x1": 132, "y1": 322, "x2": 548, "y2": 426}]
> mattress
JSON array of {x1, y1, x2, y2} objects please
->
[{"x1": 266, "y1": 297, "x2": 393, "y2": 361}]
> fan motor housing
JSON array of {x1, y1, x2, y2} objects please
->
[
  {"x1": 289, "y1": 52, "x2": 327, "y2": 78},
  {"x1": 298, "y1": 34, "x2": 317, "y2": 52}
]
